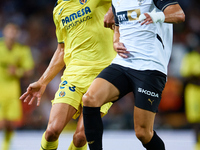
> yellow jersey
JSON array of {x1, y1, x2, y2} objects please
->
[
  {"x1": 53, "y1": 0, "x2": 116, "y2": 87},
  {"x1": 180, "y1": 51, "x2": 200, "y2": 77},
  {"x1": 0, "y1": 38, "x2": 34, "y2": 100},
  {"x1": 180, "y1": 51, "x2": 200, "y2": 123}
]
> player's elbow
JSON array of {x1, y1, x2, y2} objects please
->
[
  {"x1": 175, "y1": 11, "x2": 185, "y2": 24},
  {"x1": 177, "y1": 11, "x2": 185, "y2": 23}
]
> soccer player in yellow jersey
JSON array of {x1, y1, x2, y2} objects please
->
[
  {"x1": 20, "y1": 0, "x2": 116, "y2": 150},
  {"x1": 180, "y1": 48, "x2": 200, "y2": 150},
  {"x1": 0, "y1": 23, "x2": 34, "y2": 150}
]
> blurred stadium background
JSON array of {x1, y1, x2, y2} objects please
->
[{"x1": 0, "y1": 0, "x2": 200, "y2": 149}]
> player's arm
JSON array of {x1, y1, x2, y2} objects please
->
[
  {"x1": 38, "y1": 43, "x2": 65, "y2": 86},
  {"x1": 104, "y1": 6, "x2": 115, "y2": 29},
  {"x1": 20, "y1": 43, "x2": 65, "y2": 106},
  {"x1": 163, "y1": 4, "x2": 185, "y2": 23},
  {"x1": 20, "y1": 13, "x2": 66, "y2": 106},
  {"x1": 112, "y1": 5, "x2": 129, "y2": 58},
  {"x1": 139, "y1": 1, "x2": 185, "y2": 25},
  {"x1": 113, "y1": 26, "x2": 128, "y2": 58}
]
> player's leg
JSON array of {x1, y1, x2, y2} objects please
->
[
  {"x1": 134, "y1": 107, "x2": 165, "y2": 150},
  {"x1": 83, "y1": 64, "x2": 131, "y2": 150},
  {"x1": 68, "y1": 110, "x2": 87, "y2": 150},
  {"x1": 0, "y1": 120, "x2": 13, "y2": 150},
  {"x1": 184, "y1": 84, "x2": 200, "y2": 150},
  {"x1": 83, "y1": 78, "x2": 119, "y2": 150},
  {"x1": 40, "y1": 103, "x2": 76, "y2": 150},
  {"x1": 132, "y1": 70, "x2": 166, "y2": 150},
  {"x1": 68, "y1": 103, "x2": 111, "y2": 150},
  {"x1": 0, "y1": 98, "x2": 22, "y2": 150},
  {"x1": 134, "y1": 107, "x2": 155, "y2": 143},
  {"x1": 0, "y1": 106, "x2": 6, "y2": 150},
  {"x1": 83, "y1": 78, "x2": 119, "y2": 107},
  {"x1": 0, "y1": 121, "x2": 14, "y2": 150}
]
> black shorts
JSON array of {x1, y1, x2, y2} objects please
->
[{"x1": 97, "y1": 64, "x2": 167, "y2": 112}]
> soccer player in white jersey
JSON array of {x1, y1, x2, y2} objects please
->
[{"x1": 82, "y1": 0, "x2": 185, "y2": 150}]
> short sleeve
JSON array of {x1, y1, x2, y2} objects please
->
[
  {"x1": 112, "y1": 4, "x2": 119, "y2": 26},
  {"x1": 53, "y1": 14, "x2": 64, "y2": 44},
  {"x1": 153, "y1": 0, "x2": 178, "y2": 11}
]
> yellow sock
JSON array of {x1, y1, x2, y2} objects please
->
[
  {"x1": 68, "y1": 141, "x2": 87, "y2": 150},
  {"x1": 40, "y1": 132, "x2": 58, "y2": 150},
  {"x1": 1, "y1": 130, "x2": 14, "y2": 150}
]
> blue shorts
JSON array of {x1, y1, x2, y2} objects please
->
[{"x1": 97, "y1": 64, "x2": 167, "y2": 112}]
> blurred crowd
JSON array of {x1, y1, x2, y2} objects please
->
[{"x1": 0, "y1": 0, "x2": 200, "y2": 131}]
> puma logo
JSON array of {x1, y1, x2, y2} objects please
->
[
  {"x1": 88, "y1": 141, "x2": 94, "y2": 144},
  {"x1": 148, "y1": 99, "x2": 154, "y2": 105}
]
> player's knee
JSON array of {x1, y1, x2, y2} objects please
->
[
  {"x1": 73, "y1": 131, "x2": 87, "y2": 147},
  {"x1": 45, "y1": 127, "x2": 60, "y2": 141},
  {"x1": 82, "y1": 92, "x2": 100, "y2": 107},
  {"x1": 135, "y1": 128, "x2": 150, "y2": 143}
]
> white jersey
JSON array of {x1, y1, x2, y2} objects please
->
[{"x1": 112, "y1": 0, "x2": 178, "y2": 75}]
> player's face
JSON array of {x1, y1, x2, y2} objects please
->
[{"x1": 3, "y1": 24, "x2": 19, "y2": 41}]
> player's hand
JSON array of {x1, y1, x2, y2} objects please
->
[
  {"x1": 114, "y1": 42, "x2": 130, "y2": 58},
  {"x1": 139, "y1": 13, "x2": 153, "y2": 25},
  {"x1": 104, "y1": 7, "x2": 115, "y2": 30},
  {"x1": 20, "y1": 81, "x2": 46, "y2": 106},
  {"x1": 7, "y1": 65, "x2": 17, "y2": 76}
]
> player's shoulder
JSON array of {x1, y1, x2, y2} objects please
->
[
  {"x1": 112, "y1": 0, "x2": 149, "y2": 9},
  {"x1": 53, "y1": 1, "x2": 62, "y2": 15},
  {"x1": 53, "y1": 0, "x2": 74, "y2": 21}
]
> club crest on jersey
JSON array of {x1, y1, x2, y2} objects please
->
[
  {"x1": 59, "y1": 91, "x2": 66, "y2": 97},
  {"x1": 80, "y1": 0, "x2": 87, "y2": 5},
  {"x1": 138, "y1": 0, "x2": 145, "y2": 5}
]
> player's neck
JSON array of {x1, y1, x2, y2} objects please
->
[{"x1": 5, "y1": 39, "x2": 15, "y2": 50}]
